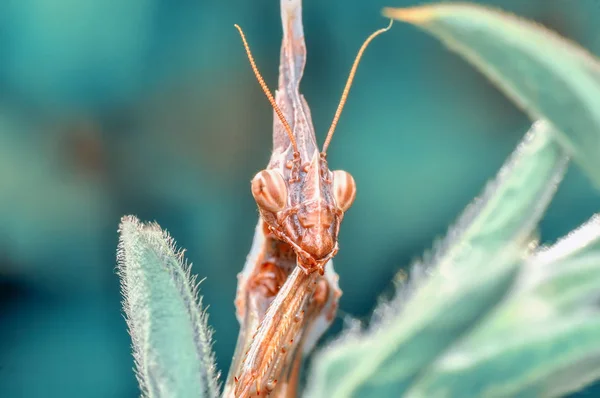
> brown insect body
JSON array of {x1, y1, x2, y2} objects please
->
[
  {"x1": 250, "y1": 6, "x2": 347, "y2": 274},
  {"x1": 255, "y1": 152, "x2": 343, "y2": 273},
  {"x1": 224, "y1": 220, "x2": 336, "y2": 398},
  {"x1": 225, "y1": 1, "x2": 390, "y2": 396}
]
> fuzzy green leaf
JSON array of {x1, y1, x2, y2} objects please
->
[
  {"x1": 117, "y1": 216, "x2": 220, "y2": 398},
  {"x1": 406, "y1": 215, "x2": 600, "y2": 398},
  {"x1": 383, "y1": 3, "x2": 600, "y2": 187},
  {"x1": 305, "y1": 121, "x2": 568, "y2": 397}
]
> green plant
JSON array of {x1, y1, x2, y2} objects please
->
[
  {"x1": 117, "y1": 217, "x2": 220, "y2": 397},
  {"x1": 117, "y1": 3, "x2": 600, "y2": 397}
]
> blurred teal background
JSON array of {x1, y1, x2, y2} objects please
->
[{"x1": 0, "y1": 0, "x2": 598, "y2": 397}]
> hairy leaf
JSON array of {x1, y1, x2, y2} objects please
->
[
  {"x1": 383, "y1": 3, "x2": 600, "y2": 187},
  {"x1": 407, "y1": 215, "x2": 600, "y2": 398},
  {"x1": 305, "y1": 121, "x2": 568, "y2": 397},
  {"x1": 117, "y1": 216, "x2": 220, "y2": 398}
]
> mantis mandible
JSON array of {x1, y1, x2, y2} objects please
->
[{"x1": 223, "y1": 1, "x2": 391, "y2": 396}]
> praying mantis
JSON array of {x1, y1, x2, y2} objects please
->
[{"x1": 223, "y1": 1, "x2": 391, "y2": 396}]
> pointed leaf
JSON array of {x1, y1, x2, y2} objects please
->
[
  {"x1": 407, "y1": 215, "x2": 600, "y2": 398},
  {"x1": 117, "y1": 216, "x2": 220, "y2": 398},
  {"x1": 306, "y1": 121, "x2": 568, "y2": 397},
  {"x1": 384, "y1": 3, "x2": 600, "y2": 187}
]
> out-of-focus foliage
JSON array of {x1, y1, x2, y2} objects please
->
[
  {"x1": 306, "y1": 119, "x2": 570, "y2": 397},
  {"x1": 117, "y1": 216, "x2": 220, "y2": 398},
  {"x1": 304, "y1": 3, "x2": 600, "y2": 397},
  {"x1": 384, "y1": 2, "x2": 600, "y2": 187},
  {"x1": 407, "y1": 215, "x2": 600, "y2": 398},
  {"x1": 1, "y1": 1, "x2": 600, "y2": 397}
]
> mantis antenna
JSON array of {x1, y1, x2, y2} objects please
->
[
  {"x1": 234, "y1": 24, "x2": 299, "y2": 155},
  {"x1": 322, "y1": 20, "x2": 393, "y2": 154}
]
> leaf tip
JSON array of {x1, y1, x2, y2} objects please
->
[
  {"x1": 382, "y1": 6, "x2": 436, "y2": 25},
  {"x1": 118, "y1": 214, "x2": 140, "y2": 235}
]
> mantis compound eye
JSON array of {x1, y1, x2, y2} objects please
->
[
  {"x1": 251, "y1": 169, "x2": 287, "y2": 213},
  {"x1": 332, "y1": 170, "x2": 356, "y2": 212}
]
